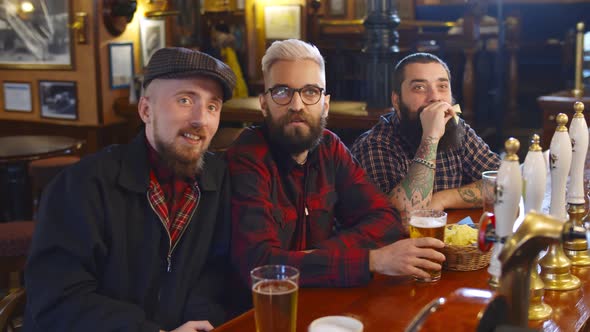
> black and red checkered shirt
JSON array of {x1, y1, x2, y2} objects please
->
[
  {"x1": 146, "y1": 142, "x2": 200, "y2": 249},
  {"x1": 351, "y1": 112, "x2": 501, "y2": 195},
  {"x1": 227, "y1": 126, "x2": 404, "y2": 287}
]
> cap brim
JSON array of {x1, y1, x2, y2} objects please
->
[{"x1": 146, "y1": 70, "x2": 234, "y2": 102}]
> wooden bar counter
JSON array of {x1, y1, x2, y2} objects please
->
[{"x1": 215, "y1": 209, "x2": 590, "y2": 331}]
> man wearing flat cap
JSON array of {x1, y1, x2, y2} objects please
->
[{"x1": 25, "y1": 47, "x2": 237, "y2": 332}]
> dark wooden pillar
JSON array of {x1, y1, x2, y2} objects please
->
[{"x1": 362, "y1": 0, "x2": 400, "y2": 112}]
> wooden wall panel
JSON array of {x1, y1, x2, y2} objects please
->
[
  {"x1": 0, "y1": 0, "x2": 151, "y2": 128},
  {"x1": 0, "y1": 0, "x2": 99, "y2": 126},
  {"x1": 98, "y1": 0, "x2": 145, "y2": 125}
]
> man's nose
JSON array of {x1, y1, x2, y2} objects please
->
[
  {"x1": 288, "y1": 91, "x2": 305, "y2": 111},
  {"x1": 190, "y1": 105, "x2": 208, "y2": 127},
  {"x1": 427, "y1": 87, "x2": 442, "y2": 103}
]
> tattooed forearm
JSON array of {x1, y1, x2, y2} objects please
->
[
  {"x1": 388, "y1": 136, "x2": 439, "y2": 219},
  {"x1": 402, "y1": 164, "x2": 435, "y2": 200},
  {"x1": 400, "y1": 136, "x2": 438, "y2": 200},
  {"x1": 414, "y1": 136, "x2": 439, "y2": 159},
  {"x1": 458, "y1": 181, "x2": 483, "y2": 206}
]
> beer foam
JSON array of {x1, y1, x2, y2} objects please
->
[
  {"x1": 409, "y1": 216, "x2": 445, "y2": 228},
  {"x1": 253, "y1": 280, "x2": 298, "y2": 295}
]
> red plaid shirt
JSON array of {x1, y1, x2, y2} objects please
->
[
  {"x1": 227, "y1": 127, "x2": 404, "y2": 287},
  {"x1": 146, "y1": 143, "x2": 200, "y2": 249}
]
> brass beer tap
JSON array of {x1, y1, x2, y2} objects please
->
[
  {"x1": 564, "y1": 102, "x2": 590, "y2": 265},
  {"x1": 539, "y1": 113, "x2": 581, "y2": 290},
  {"x1": 522, "y1": 134, "x2": 552, "y2": 320}
]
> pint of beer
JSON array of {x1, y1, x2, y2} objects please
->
[
  {"x1": 251, "y1": 265, "x2": 299, "y2": 332},
  {"x1": 409, "y1": 209, "x2": 447, "y2": 282}
]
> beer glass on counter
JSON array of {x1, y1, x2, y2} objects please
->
[
  {"x1": 251, "y1": 265, "x2": 299, "y2": 332},
  {"x1": 482, "y1": 171, "x2": 497, "y2": 214},
  {"x1": 409, "y1": 209, "x2": 447, "y2": 282}
]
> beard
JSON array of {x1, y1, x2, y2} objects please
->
[
  {"x1": 398, "y1": 100, "x2": 465, "y2": 152},
  {"x1": 264, "y1": 107, "x2": 326, "y2": 155},
  {"x1": 153, "y1": 120, "x2": 208, "y2": 178}
]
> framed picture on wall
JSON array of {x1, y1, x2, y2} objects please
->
[
  {"x1": 264, "y1": 5, "x2": 301, "y2": 40},
  {"x1": 39, "y1": 80, "x2": 77, "y2": 120},
  {"x1": 396, "y1": 0, "x2": 416, "y2": 20},
  {"x1": 140, "y1": 18, "x2": 166, "y2": 67},
  {"x1": 328, "y1": 0, "x2": 346, "y2": 17},
  {"x1": 0, "y1": 0, "x2": 73, "y2": 69},
  {"x1": 3, "y1": 82, "x2": 32, "y2": 112},
  {"x1": 108, "y1": 42, "x2": 135, "y2": 89}
]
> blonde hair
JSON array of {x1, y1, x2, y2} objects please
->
[{"x1": 261, "y1": 39, "x2": 325, "y2": 84}]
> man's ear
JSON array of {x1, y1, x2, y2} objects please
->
[
  {"x1": 322, "y1": 93, "x2": 330, "y2": 119},
  {"x1": 259, "y1": 93, "x2": 268, "y2": 117},
  {"x1": 138, "y1": 96, "x2": 151, "y2": 124},
  {"x1": 391, "y1": 92, "x2": 400, "y2": 110}
]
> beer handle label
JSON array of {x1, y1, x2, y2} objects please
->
[
  {"x1": 567, "y1": 103, "x2": 588, "y2": 205},
  {"x1": 550, "y1": 116, "x2": 573, "y2": 221},
  {"x1": 523, "y1": 136, "x2": 547, "y2": 213}
]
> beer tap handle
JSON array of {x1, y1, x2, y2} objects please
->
[
  {"x1": 549, "y1": 113, "x2": 572, "y2": 220},
  {"x1": 567, "y1": 102, "x2": 588, "y2": 204},
  {"x1": 494, "y1": 138, "x2": 522, "y2": 237},
  {"x1": 523, "y1": 134, "x2": 546, "y2": 213}
]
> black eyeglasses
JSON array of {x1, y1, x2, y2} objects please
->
[{"x1": 265, "y1": 85, "x2": 325, "y2": 106}]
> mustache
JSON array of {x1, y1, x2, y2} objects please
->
[{"x1": 284, "y1": 111, "x2": 309, "y2": 123}]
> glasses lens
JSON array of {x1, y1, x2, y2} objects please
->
[
  {"x1": 270, "y1": 87, "x2": 293, "y2": 105},
  {"x1": 301, "y1": 86, "x2": 322, "y2": 105}
]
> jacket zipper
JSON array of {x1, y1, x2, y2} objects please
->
[
  {"x1": 168, "y1": 184, "x2": 201, "y2": 270},
  {"x1": 147, "y1": 184, "x2": 201, "y2": 273}
]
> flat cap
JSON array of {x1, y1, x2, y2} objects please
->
[{"x1": 143, "y1": 47, "x2": 237, "y2": 102}]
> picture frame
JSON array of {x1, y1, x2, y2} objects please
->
[
  {"x1": 264, "y1": 5, "x2": 301, "y2": 40},
  {"x1": 108, "y1": 42, "x2": 135, "y2": 89},
  {"x1": 396, "y1": 0, "x2": 415, "y2": 20},
  {"x1": 328, "y1": 0, "x2": 346, "y2": 17},
  {"x1": 0, "y1": 0, "x2": 73, "y2": 69},
  {"x1": 39, "y1": 80, "x2": 77, "y2": 120},
  {"x1": 3, "y1": 82, "x2": 32, "y2": 112},
  {"x1": 140, "y1": 18, "x2": 166, "y2": 67}
]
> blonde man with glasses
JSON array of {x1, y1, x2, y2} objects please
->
[{"x1": 226, "y1": 39, "x2": 445, "y2": 289}]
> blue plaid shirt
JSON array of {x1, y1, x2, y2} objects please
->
[{"x1": 351, "y1": 112, "x2": 501, "y2": 194}]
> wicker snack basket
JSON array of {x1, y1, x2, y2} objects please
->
[{"x1": 441, "y1": 243, "x2": 491, "y2": 271}]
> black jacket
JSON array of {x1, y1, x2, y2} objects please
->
[{"x1": 24, "y1": 134, "x2": 231, "y2": 332}]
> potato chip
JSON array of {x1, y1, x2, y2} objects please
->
[
  {"x1": 444, "y1": 224, "x2": 477, "y2": 246},
  {"x1": 451, "y1": 104, "x2": 462, "y2": 124}
]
